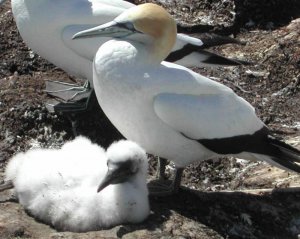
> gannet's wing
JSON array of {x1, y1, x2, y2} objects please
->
[
  {"x1": 153, "y1": 63, "x2": 263, "y2": 140},
  {"x1": 62, "y1": 0, "x2": 134, "y2": 60},
  {"x1": 154, "y1": 90, "x2": 300, "y2": 171},
  {"x1": 150, "y1": 63, "x2": 300, "y2": 172},
  {"x1": 154, "y1": 91, "x2": 264, "y2": 141}
]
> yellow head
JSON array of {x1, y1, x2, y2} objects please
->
[{"x1": 117, "y1": 3, "x2": 177, "y2": 63}]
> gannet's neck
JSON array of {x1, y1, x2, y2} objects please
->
[{"x1": 149, "y1": 23, "x2": 177, "y2": 64}]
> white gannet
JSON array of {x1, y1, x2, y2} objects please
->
[
  {"x1": 9, "y1": 0, "x2": 247, "y2": 112},
  {"x1": 73, "y1": 3, "x2": 300, "y2": 194},
  {"x1": 1, "y1": 136, "x2": 149, "y2": 232}
]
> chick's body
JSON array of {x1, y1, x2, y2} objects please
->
[{"x1": 5, "y1": 137, "x2": 149, "y2": 232}]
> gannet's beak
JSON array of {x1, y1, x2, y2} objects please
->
[
  {"x1": 72, "y1": 21, "x2": 139, "y2": 40},
  {"x1": 97, "y1": 160, "x2": 136, "y2": 193}
]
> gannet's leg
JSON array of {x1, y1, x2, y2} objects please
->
[
  {"x1": 149, "y1": 168, "x2": 184, "y2": 196},
  {"x1": 67, "y1": 114, "x2": 79, "y2": 137},
  {"x1": 156, "y1": 157, "x2": 168, "y2": 180},
  {"x1": 0, "y1": 180, "x2": 13, "y2": 192},
  {"x1": 172, "y1": 168, "x2": 184, "y2": 193}
]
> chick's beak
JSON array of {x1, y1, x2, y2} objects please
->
[{"x1": 97, "y1": 165, "x2": 134, "y2": 193}]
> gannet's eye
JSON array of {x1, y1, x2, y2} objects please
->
[{"x1": 117, "y1": 21, "x2": 135, "y2": 31}]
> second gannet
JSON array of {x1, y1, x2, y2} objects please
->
[
  {"x1": 1, "y1": 137, "x2": 149, "y2": 231},
  {"x1": 73, "y1": 3, "x2": 300, "y2": 195},
  {"x1": 10, "y1": 0, "x2": 248, "y2": 112}
]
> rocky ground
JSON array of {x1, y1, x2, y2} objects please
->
[{"x1": 0, "y1": 0, "x2": 300, "y2": 238}]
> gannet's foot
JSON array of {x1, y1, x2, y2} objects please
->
[
  {"x1": 148, "y1": 180, "x2": 179, "y2": 196},
  {"x1": 45, "y1": 80, "x2": 91, "y2": 101},
  {"x1": 0, "y1": 180, "x2": 13, "y2": 192},
  {"x1": 44, "y1": 80, "x2": 94, "y2": 113},
  {"x1": 149, "y1": 168, "x2": 184, "y2": 197}
]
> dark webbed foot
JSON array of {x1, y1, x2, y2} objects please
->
[
  {"x1": 0, "y1": 180, "x2": 13, "y2": 192},
  {"x1": 45, "y1": 80, "x2": 91, "y2": 101},
  {"x1": 44, "y1": 80, "x2": 98, "y2": 137},
  {"x1": 149, "y1": 168, "x2": 184, "y2": 196},
  {"x1": 45, "y1": 80, "x2": 93, "y2": 113}
]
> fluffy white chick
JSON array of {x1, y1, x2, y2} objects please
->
[{"x1": 4, "y1": 136, "x2": 150, "y2": 232}]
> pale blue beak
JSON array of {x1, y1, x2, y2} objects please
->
[{"x1": 72, "y1": 21, "x2": 138, "y2": 40}]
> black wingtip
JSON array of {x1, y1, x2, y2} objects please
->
[
  {"x1": 166, "y1": 43, "x2": 252, "y2": 66},
  {"x1": 193, "y1": 33, "x2": 245, "y2": 48},
  {"x1": 199, "y1": 50, "x2": 252, "y2": 66}
]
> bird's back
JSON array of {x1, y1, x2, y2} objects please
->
[{"x1": 11, "y1": 0, "x2": 133, "y2": 80}]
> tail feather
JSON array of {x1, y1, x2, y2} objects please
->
[
  {"x1": 268, "y1": 136, "x2": 300, "y2": 163},
  {"x1": 265, "y1": 136, "x2": 300, "y2": 173},
  {"x1": 270, "y1": 156, "x2": 300, "y2": 173}
]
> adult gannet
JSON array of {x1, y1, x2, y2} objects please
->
[
  {"x1": 1, "y1": 137, "x2": 149, "y2": 231},
  {"x1": 73, "y1": 3, "x2": 300, "y2": 194},
  {"x1": 9, "y1": 0, "x2": 247, "y2": 111}
]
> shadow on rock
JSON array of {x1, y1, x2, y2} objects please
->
[
  {"x1": 150, "y1": 187, "x2": 300, "y2": 239},
  {"x1": 233, "y1": 0, "x2": 300, "y2": 30}
]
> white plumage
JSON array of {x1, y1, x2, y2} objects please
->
[
  {"x1": 11, "y1": 0, "x2": 244, "y2": 88},
  {"x1": 73, "y1": 3, "x2": 300, "y2": 193},
  {"x1": 4, "y1": 136, "x2": 150, "y2": 232}
]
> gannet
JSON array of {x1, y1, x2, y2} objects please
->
[
  {"x1": 73, "y1": 3, "x2": 300, "y2": 194},
  {"x1": 1, "y1": 137, "x2": 149, "y2": 231},
  {"x1": 10, "y1": 0, "x2": 247, "y2": 112}
]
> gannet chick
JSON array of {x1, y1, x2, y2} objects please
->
[
  {"x1": 73, "y1": 3, "x2": 300, "y2": 195},
  {"x1": 10, "y1": 0, "x2": 248, "y2": 113},
  {"x1": 2, "y1": 136, "x2": 149, "y2": 232}
]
